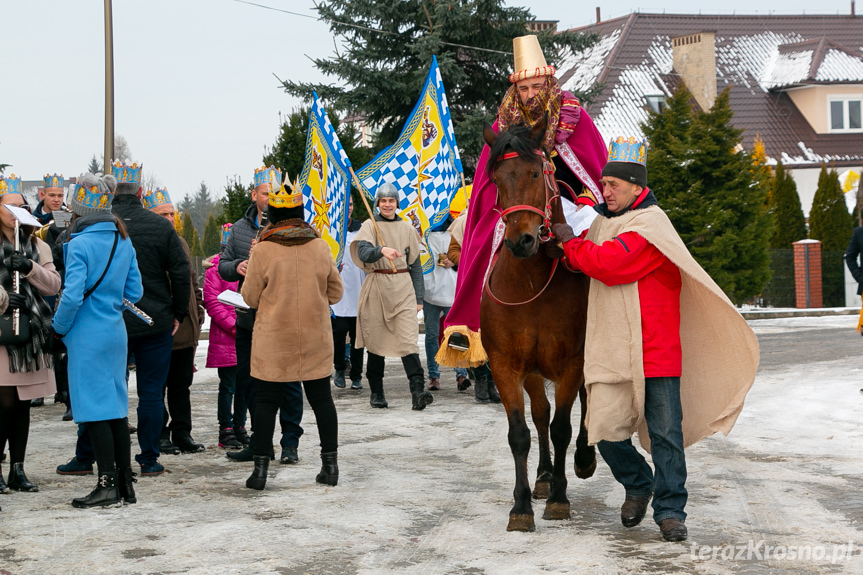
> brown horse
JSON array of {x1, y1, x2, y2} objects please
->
[{"x1": 479, "y1": 118, "x2": 596, "y2": 532}]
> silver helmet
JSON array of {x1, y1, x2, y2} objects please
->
[{"x1": 374, "y1": 182, "x2": 399, "y2": 207}]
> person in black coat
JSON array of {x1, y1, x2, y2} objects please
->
[{"x1": 844, "y1": 224, "x2": 863, "y2": 335}]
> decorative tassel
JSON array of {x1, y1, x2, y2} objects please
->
[{"x1": 436, "y1": 326, "x2": 488, "y2": 368}]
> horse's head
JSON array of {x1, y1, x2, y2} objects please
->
[{"x1": 484, "y1": 117, "x2": 555, "y2": 259}]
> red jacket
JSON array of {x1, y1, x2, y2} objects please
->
[{"x1": 561, "y1": 190, "x2": 682, "y2": 377}]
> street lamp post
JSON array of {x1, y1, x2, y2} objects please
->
[{"x1": 104, "y1": 0, "x2": 114, "y2": 169}]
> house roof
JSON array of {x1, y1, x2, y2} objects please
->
[{"x1": 557, "y1": 14, "x2": 863, "y2": 166}]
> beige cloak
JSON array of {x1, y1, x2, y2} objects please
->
[
  {"x1": 583, "y1": 205, "x2": 758, "y2": 452},
  {"x1": 350, "y1": 217, "x2": 421, "y2": 357}
]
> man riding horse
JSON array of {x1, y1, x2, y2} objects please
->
[{"x1": 437, "y1": 35, "x2": 607, "y2": 367}]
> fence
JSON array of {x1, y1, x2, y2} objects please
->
[{"x1": 759, "y1": 248, "x2": 847, "y2": 308}]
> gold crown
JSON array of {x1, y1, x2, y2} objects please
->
[{"x1": 269, "y1": 176, "x2": 302, "y2": 209}]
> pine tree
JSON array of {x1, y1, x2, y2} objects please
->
[
  {"x1": 201, "y1": 214, "x2": 221, "y2": 257},
  {"x1": 809, "y1": 165, "x2": 854, "y2": 306},
  {"x1": 217, "y1": 177, "x2": 253, "y2": 227},
  {"x1": 87, "y1": 156, "x2": 102, "y2": 174},
  {"x1": 180, "y1": 212, "x2": 203, "y2": 257},
  {"x1": 283, "y1": 0, "x2": 598, "y2": 174},
  {"x1": 768, "y1": 160, "x2": 806, "y2": 248}
]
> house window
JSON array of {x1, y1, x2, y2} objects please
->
[
  {"x1": 829, "y1": 97, "x2": 863, "y2": 133},
  {"x1": 645, "y1": 94, "x2": 667, "y2": 114}
]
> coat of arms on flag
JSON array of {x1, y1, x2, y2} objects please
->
[
  {"x1": 298, "y1": 92, "x2": 353, "y2": 266},
  {"x1": 355, "y1": 56, "x2": 463, "y2": 274}
]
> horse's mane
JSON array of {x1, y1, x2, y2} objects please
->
[{"x1": 486, "y1": 124, "x2": 541, "y2": 175}]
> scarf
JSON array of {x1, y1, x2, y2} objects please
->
[
  {"x1": 0, "y1": 233, "x2": 54, "y2": 373},
  {"x1": 497, "y1": 76, "x2": 563, "y2": 154},
  {"x1": 260, "y1": 219, "x2": 318, "y2": 247}
]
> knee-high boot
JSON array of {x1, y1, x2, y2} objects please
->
[
  {"x1": 246, "y1": 455, "x2": 269, "y2": 490},
  {"x1": 315, "y1": 451, "x2": 339, "y2": 486}
]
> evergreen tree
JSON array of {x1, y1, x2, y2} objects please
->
[
  {"x1": 180, "y1": 212, "x2": 203, "y2": 257},
  {"x1": 201, "y1": 214, "x2": 221, "y2": 257},
  {"x1": 282, "y1": 0, "x2": 599, "y2": 174},
  {"x1": 217, "y1": 177, "x2": 253, "y2": 227},
  {"x1": 767, "y1": 160, "x2": 806, "y2": 248},
  {"x1": 809, "y1": 165, "x2": 854, "y2": 306},
  {"x1": 87, "y1": 156, "x2": 102, "y2": 174}
]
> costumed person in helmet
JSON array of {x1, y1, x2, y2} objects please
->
[
  {"x1": 240, "y1": 177, "x2": 343, "y2": 491},
  {"x1": 437, "y1": 34, "x2": 607, "y2": 368},
  {"x1": 551, "y1": 138, "x2": 758, "y2": 542},
  {"x1": 351, "y1": 183, "x2": 433, "y2": 411}
]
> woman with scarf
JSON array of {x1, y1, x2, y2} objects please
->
[
  {"x1": 52, "y1": 173, "x2": 143, "y2": 508},
  {"x1": 240, "y1": 174, "x2": 343, "y2": 491},
  {"x1": 437, "y1": 35, "x2": 608, "y2": 368},
  {"x1": 0, "y1": 175, "x2": 61, "y2": 495}
]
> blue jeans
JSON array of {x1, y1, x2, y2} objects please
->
[
  {"x1": 129, "y1": 330, "x2": 173, "y2": 466},
  {"x1": 422, "y1": 301, "x2": 468, "y2": 380},
  {"x1": 597, "y1": 376, "x2": 687, "y2": 523},
  {"x1": 74, "y1": 422, "x2": 95, "y2": 464},
  {"x1": 217, "y1": 366, "x2": 242, "y2": 430}
]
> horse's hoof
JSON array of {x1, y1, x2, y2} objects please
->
[
  {"x1": 542, "y1": 501, "x2": 571, "y2": 520},
  {"x1": 575, "y1": 459, "x2": 597, "y2": 479},
  {"x1": 532, "y1": 481, "x2": 550, "y2": 499},
  {"x1": 507, "y1": 513, "x2": 536, "y2": 532}
]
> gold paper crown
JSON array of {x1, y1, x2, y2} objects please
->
[
  {"x1": 43, "y1": 173, "x2": 65, "y2": 189},
  {"x1": 509, "y1": 35, "x2": 556, "y2": 84},
  {"x1": 268, "y1": 176, "x2": 302, "y2": 209}
]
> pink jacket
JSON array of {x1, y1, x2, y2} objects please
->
[{"x1": 203, "y1": 254, "x2": 238, "y2": 368}]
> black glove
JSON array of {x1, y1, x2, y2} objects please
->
[
  {"x1": 7, "y1": 292, "x2": 27, "y2": 310},
  {"x1": 551, "y1": 223, "x2": 576, "y2": 244},
  {"x1": 10, "y1": 253, "x2": 33, "y2": 275},
  {"x1": 544, "y1": 241, "x2": 566, "y2": 259}
]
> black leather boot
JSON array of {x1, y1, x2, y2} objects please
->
[
  {"x1": 409, "y1": 376, "x2": 434, "y2": 411},
  {"x1": 315, "y1": 451, "x2": 339, "y2": 486},
  {"x1": 227, "y1": 444, "x2": 254, "y2": 461},
  {"x1": 474, "y1": 374, "x2": 490, "y2": 403},
  {"x1": 7, "y1": 462, "x2": 38, "y2": 492},
  {"x1": 487, "y1": 377, "x2": 501, "y2": 404},
  {"x1": 246, "y1": 455, "x2": 269, "y2": 490},
  {"x1": 368, "y1": 379, "x2": 388, "y2": 408},
  {"x1": 118, "y1": 467, "x2": 137, "y2": 504},
  {"x1": 72, "y1": 471, "x2": 121, "y2": 508}
]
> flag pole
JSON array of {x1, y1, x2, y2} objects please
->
[
  {"x1": 459, "y1": 172, "x2": 469, "y2": 207},
  {"x1": 349, "y1": 167, "x2": 397, "y2": 272}
]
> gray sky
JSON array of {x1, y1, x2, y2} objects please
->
[{"x1": 2, "y1": 1, "x2": 855, "y2": 202}]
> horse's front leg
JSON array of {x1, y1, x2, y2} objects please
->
[
  {"x1": 496, "y1": 371, "x2": 534, "y2": 532},
  {"x1": 541, "y1": 378, "x2": 578, "y2": 520},
  {"x1": 524, "y1": 374, "x2": 552, "y2": 499}
]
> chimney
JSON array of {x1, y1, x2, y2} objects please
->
[
  {"x1": 671, "y1": 32, "x2": 717, "y2": 111},
  {"x1": 596, "y1": 7, "x2": 601, "y2": 24},
  {"x1": 852, "y1": 1, "x2": 856, "y2": 16}
]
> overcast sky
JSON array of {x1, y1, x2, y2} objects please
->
[{"x1": 2, "y1": 1, "x2": 856, "y2": 202}]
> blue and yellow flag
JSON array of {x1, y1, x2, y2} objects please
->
[
  {"x1": 355, "y1": 56, "x2": 462, "y2": 274},
  {"x1": 299, "y1": 92, "x2": 353, "y2": 266}
]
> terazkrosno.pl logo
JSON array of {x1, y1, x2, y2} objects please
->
[{"x1": 690, "y1": 540, "x2": 857, "y2": 564}]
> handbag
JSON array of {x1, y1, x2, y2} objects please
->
[{"x1": 0, "y1": 311, "x2": 31, "y2": 345}]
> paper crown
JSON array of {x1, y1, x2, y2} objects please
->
[
  {"x1": 221, "y1": 223, "x2": 233, "y2": 244},
  {"x1": 0, "y1": 174, "x2": 22, "y2": 196},
  {"x1": 43, "y1": 173, "x2": 65, "y2": 189},
  {"x1": 269, "y1": 179, "x2": 302, "y2": 209},
  {"x1": 73, "y1": 180, "x2": 114, "y2": 211},
  {"x1": 111, "y1": 160, "x2": 142, "y2": 184},
  {"x1": 607, "y1": 137, "x2": 647, "y2": 165},
  {"x1": 141, "y1": 187, "x2": 173, "y2": 210},
  {"x1": 253, "y1": 165, "x2": 281, "y2": 191},
  {"x1": 509, "y1": 35, "x2": 556, "y2": 84}
]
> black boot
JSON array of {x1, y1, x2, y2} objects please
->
[
  {"x1": 487, "y1": 376, "x2": 501, "y2": 404},
  {"x1": 72, "y1": 471, "x2": 121, "y2": 508},
  {"x1": 159, "y1": 430, "x2": 180, "y2": 455},
  {"x1": 7, "y1": 462, "x2": 38, "y2": 492},
  {"x1": 315, "y1": 451, "x2": 339, "y2": 486},
  {"x1": 246, "y1": 455, "x2": 269, "y2": 490},
  {"x1": 409, "y1": 376, "x2": 434, "y2": 411},
  {"x1": 368, "y1": 379, "x2": 388, "y2": 408},
  {"x1": 474, "y1": 374, "x2": 490, "y2": 403},
  {"x1": 0, "y1": 462, "x2": 8, "y2": 494},
  {"x1": 333, "y1": 370, "x2": 346, "y2": 388},
  {"x1": 227, "y1": 444, "x2": 254, "y2": 461},
  {"x1": 118, "y1": 467, "x2": 137, "y2": 504}
]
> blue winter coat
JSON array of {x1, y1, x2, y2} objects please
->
[{"x1": 52, "y1": 218, "x2": 143, "y2": 423}]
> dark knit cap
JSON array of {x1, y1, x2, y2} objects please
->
[{"x1": 601, "y1": 161, "x2": 647, "y2": 188}]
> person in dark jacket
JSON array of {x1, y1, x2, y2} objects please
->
[
  {"x1": 219, "y1": 167, "x2": 303, "y2": 464},
  {"x1": 844, "y1": 225, "x2": 863, "y2": 335},
  {"x1": 110, "y1": 161, "x2": 190, "y2": 477}
]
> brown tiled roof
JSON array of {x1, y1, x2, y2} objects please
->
[{"x1": 557, "y1": 13, "x2": 863, "y2": 167}]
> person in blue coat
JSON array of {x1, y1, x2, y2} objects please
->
[{"x1": 52, "y1": 173, "x2": 143, "y2": 509}]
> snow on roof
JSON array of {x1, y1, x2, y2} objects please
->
[
  {"x1": 558, "y1": 29, "x2": 621, "y2": 94},
  {"x1": 816, "y1": 48, "x2": 863, "y2": 82}
]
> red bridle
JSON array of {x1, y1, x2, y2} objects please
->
[{"x1": 494, "y1": 150, "x2": 560, "y2": 243}]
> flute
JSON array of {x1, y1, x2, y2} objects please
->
[
  {"x1": 123, "y1": 299, "x2": 154, "y2": 326},
  {"x1": 12, "y1": 219, "x2": 20, "y2": 335}
]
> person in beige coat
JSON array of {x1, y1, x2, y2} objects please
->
[
  {"x1": 240, "y1": 181, "x2": 343, "y2": 491},
  {"x1": 350, "y1": 183, "x2": 433, "y2": 411}
]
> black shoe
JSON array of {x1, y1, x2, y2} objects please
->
[
  {"x1": 159, "y1": 436, "x2": 181, "y2": 455},
  {"x1": 280, "y1": 447, "x2": 298, "y2": 464},
  {"x1": 621, "y1": 493, "x2": 652, "y2": 527},
  {"x1": 246, "y1": 455, "x2": 269, "y2": 490},
  {"x1": 315, "y1": 451, "x2": 338, "y2": 486},
  {"x1": 474, "y1": 375, "x2": 490, "y2": 403},
  {"x1": 658, "y1": 518, "x2": 688, "y2": 542},
  {"x1": 226, "y1": 445, "x2": 254, "y2": 462},
  {"x1": 173, "y1": 435, "x2": 205, "y2": 454},
  {"x1": 447, "y1": 332, "x2": 469, "y2": 351},
  {"x1": 233, "y1": 426, "x2": 250, "y2": 446},
  {"x1": 456, "y1": 375, "x2": 471, "y2": 391},
  {"x1": 54, "y1": 391, "x2": 69, "y2": 405},
  {"x1": 409, "y1": 376, "x2": 434, "y2": 411},
  {"x1": 62, "y1": 406, "x2": 73, "y2": 421},
  {"x1": 72, "y1": 471, "x2": 121, "y2": 508},
  {"x1": 369, "y1": 380, "x2": 388, "y2": 408},
  {"x1": 350, "y1": 379, "x2": 363, "y2": 390},
  {"x1": 118, "y1": 468, "x2": 137, "y2": 504},
  {"x1": 219, "y1": 428, "x2": 243, "y2": 449},
  {"x1": 487, "y1": 378, "x2": 501, "y2": 404},
  {"x1": 8, "y1": 463, "x2": 38, "y2": 492},
  {"x1": 333, "y1": 370, "x2": 346, "y2": 388},
  {"x1": 30, "y1": 397, "x2": 44, "y2": 407}
]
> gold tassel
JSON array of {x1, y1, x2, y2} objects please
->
[{"x1": 435, "y1": 326, "x2": 488, "y2": 368}]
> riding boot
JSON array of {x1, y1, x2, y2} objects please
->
[
  {"x1": 474, "y1": 373, "x2": 490, "y2": 403},
  {"x1": 368, "y1": 379, "x2": 388, "y2": 408},
  {"x1": 246, "y1": 455, "x2": 270, "y2": 490},
  {"x1": 118, "y1": 467, "x2": 137, "y2": 504},
  {"x1": 72, "y1": 471, "x2": 120, "y2": 508},
  {"x1": 487, "y1": 376, "x2": 501, "y2": 404},
  {"x1": 315, "y1": 451, "x2": 339, "y2": 486},
  {"x1": 7, "y1": 462, "x2": 38, "y2": 492},
  {"x1": 409, "y1": 376, "x2": 434, "y2": 411}
]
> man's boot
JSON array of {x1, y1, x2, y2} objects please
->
[
  {"x1": 117, "y1": 467, "x2": 137, "y2": 504},
  {"x1": 409, "y1": 376, "x2": 434, "y2": 411},
  {"x1": 474, "y1": 374, "x2": 490, "y2": 403},
  {"x1": 333, "y1": 370, "x2": 346, "y2": 388},
  {"x1": 368, "y1": 379, "x2": 388, "y2": 408},
  {"x1": 315, "y1": 451, "x2": 339, "y2": 486},
  {"x1": 246, "y1": 455, "x2": 269, "y2": 490},
  {"x1": 487, "y1": 376, "x2": 501, "y2": 404},
  {"x1": 72, "y1": 471, "x2": 121, "y2": 508}
]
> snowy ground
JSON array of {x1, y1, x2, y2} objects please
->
[{"x1": 1, "y1": 315, "x2": 861, "y2": 574}]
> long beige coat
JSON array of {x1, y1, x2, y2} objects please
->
[
  {"x1": 350, "y1": 217, "x2": 421, "y2": 357},
  {"x1": 583, "y1": 205, "x2": 758, "y2": 452},
  {"x1": 241, "y1": 237, "x2": 343, "y2": 382}
]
